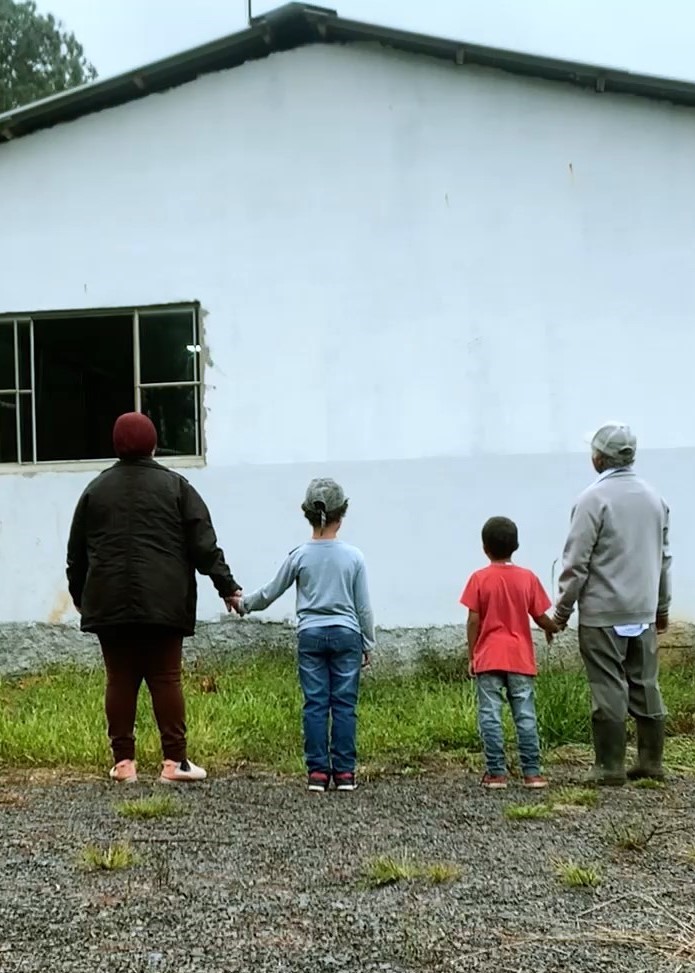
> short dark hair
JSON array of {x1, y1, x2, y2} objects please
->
[
  {"x1": 303, "y1": 499, "x2": 349, "y2": 529},
  {"x1": 482, "y1": 516, "x2": 519, "y2": 559}
]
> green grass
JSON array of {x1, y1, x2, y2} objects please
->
[
  {"x1": 505, "y1": 803, "x2": 554, "y2": 822},
  {"x1": 632, "y1": 778, "x2": 666, "y2": 791},
  {"x1": 1, "y1": 656, "x2": 695, "y2": 773},
  {"x1": 80, "y1": 842, "x2": 137, "y2": 872},
  {"x1": 554, "y1": 860, "x2": 602, "y2": 889},
  {"x1": 115, "y1": 794, "x2": 184, "y2": 820},
  {"x1": 609, "y1": 819, "x2": 659, "y2": 851},
  {"x1": 550, "y1": 787, "x2": 598, "y2": 809},
  {"x1": 363, "y1": 855, "x2": 462, "y2": 888}
]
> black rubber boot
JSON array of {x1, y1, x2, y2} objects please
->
[
  {"x1": 586, "y1": 718, "x2": 627, "y2": 786},
  {"x1": 628, "y1": 718, "x2": 666, "y2": 781}
]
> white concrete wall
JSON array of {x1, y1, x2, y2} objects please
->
[{"x1": 1, "y1": 43, "x2": 694, "y2": 630}]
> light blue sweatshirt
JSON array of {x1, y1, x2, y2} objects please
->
[{"x1": 241, "y1": 540, "x2": 376, "y2": 652}]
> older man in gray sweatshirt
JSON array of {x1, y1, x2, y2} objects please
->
[{"x1": 555, "y1": 423, "x2": 671, "y2": 785}]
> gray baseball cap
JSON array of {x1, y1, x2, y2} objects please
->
[
  {"x1": 302, "y1": 478, "x2": 347, "y2": 515},
  {"x1": 590, "y1": 422, "x2": 637, "y2": 463}
]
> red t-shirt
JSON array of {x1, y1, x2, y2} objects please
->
[{"x1": 460, "y1": 563, "x2": 551, "y2": 676}]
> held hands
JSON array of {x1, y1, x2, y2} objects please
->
[{"x1": 224, "y1": 591, "x2": 246, "y2": 616}]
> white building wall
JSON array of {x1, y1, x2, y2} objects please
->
[{"x1": 1, "y1": 43, "x2": 694, "y2": 629}]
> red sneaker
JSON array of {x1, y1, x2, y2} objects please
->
[
  {"x1": 482, "y1": 774, "x2": 508, "y2": 790},
  {"x1": 307, "y1": 772, "x2": 330, "y2": 793},
  {"x1": 523, "y1": 775, "x2": 548, "y2": 789}
]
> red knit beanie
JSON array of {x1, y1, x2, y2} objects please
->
[{"x1": 113, "y1": 413, "x2": 157, "y2": 459}]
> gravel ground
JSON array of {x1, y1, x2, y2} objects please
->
[{"x1": 1, "y1": 769, "x2": 694, "y2": 973}]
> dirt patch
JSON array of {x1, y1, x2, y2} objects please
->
[{"x1": 1, "y1": 769, "x2": 694, "y2": 972}]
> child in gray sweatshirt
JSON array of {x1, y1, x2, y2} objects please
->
[{"x1": 237, "y1": 479, "x2": 375, "y2": 792}]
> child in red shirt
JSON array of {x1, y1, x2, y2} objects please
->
[{"x1": 461, "y1": 517, "x2": 558, "y2": 790}]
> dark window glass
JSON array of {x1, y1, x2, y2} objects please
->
[
  {"x1": 18, "y1": 321, "x2": 31, "y2": 390},
  {"x1": 0, "y1": 395, "x2": 17, "y2": 462},
  {"x1": 142, "y1": 386, "x2": 197, "y2": 457},
  {"x1": 139, "y1": 311, "x2": 196, "y2": 384},
  {"x1": 0, "y1": 323, "x2": 14, "y2": 390},
  {"x1": 33, "y1": 315, "x2": 134, "y2": 461}
]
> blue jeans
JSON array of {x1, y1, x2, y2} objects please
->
[
  {"x1": 297, "y1": 626, "x2": 363, "y2": 774},
  {"x1": 476, "y1": 673, "x2": 541, "y2": 777}
]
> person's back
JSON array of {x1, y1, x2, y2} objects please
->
[
  {"x1": 554, "y1": 422, "x2": 671, "y2": 788},
  {"x1": 465, "y1": 563, "x2": 549, "y2": 677},
  {"x1": 255, "y1": 539, "x2": 371, "y2": 638},
  {"x1": 66, "y1": 412, "x2": 240, "y2": 787},
  {"x1": 461, "y1": 517, "x2": 557, "y2": 791},
  {"x1": 72, "y1": 458, "x2": 233, "y2": 636},
  {"x1": 567, "y1": 469, "x2": 668, "y2": 625},
  {"x1": 239, "y1": 479, "x2": 375, "y2": 793}
]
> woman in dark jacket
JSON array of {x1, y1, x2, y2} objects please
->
[{"x1": 67, "y1": 412, "x2": 241, "y2": 784}]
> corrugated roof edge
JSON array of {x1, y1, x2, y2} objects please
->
[{"x1": 2, "y1": 0, "x2": 694, "y2": 144}]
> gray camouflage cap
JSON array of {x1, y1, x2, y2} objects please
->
[
  {"x1": 590, "y1": 422, "x2": 637, "y2": 463},
  {"x1": 302, "y1": 478, "x2": 347, "y2": 524}
]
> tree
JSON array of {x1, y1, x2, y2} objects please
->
[{"x1": 0, "y1": 0, "x2": 96, "y2": 113}]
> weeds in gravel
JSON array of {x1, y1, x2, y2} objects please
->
[
  {"x1": 363, "y1": 855, "x2": 461, "y2": 888},
  {"x1": 505, "y1": 803, "x2": 554, "y2": 822},
  {"x1": 633, "y1": 777, "x2": 666, "y2": 791},
  {"x1": 115, "y1": 794, "x2": 184, "y2": 820},
  {"x1": 554, "y1": 860, "x2": 602, "y2": 889},
  {"x1": 425, "y1": 863, "x2": 463, "y2": 884},
  {"x1": 1, "y1": 658, "x2": 695, "y2": 772},
  {"x1": 609, "y1": 819, "x2": 661, "y2": 852},
  {"x1": 80, "y1": 842, "x2": 137, "y2": 872},
  {"x1": 550, "y1": 787, "x2": 598, "y2": 809}
]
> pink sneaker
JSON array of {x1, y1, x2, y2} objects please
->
[
  {"x1": 160, "y1": 759, "x2": 207, "y2": 783},
  {"x1": 109, "y1": 759, "x2": 137, "y2": 784}
]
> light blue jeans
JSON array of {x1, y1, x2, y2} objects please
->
[
  {"x1": 476, "y1": 673, "x2": 541, "y2": 777},
  {"x1": 297, "y1": 626, "x2": 363, "y2": 774}
]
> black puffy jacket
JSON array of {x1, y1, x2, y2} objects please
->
[{"x1": 66, "y1": 459, "x2": 240, "y2": 636}]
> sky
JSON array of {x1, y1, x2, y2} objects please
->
[{"x1": 34, "y1": 0, "x2": 695, "y2": 84}]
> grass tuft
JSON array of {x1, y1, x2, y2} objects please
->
[
  {"x1": 633, "y1": 777, "x2": 666, "y2": 791},
  {"x1": 363, "y1": 855, "x2": 462, "y2": 888},
  {"x1": 554, "y1": 860, "x2": 602, "y2": 889},
  {"x1": 115, "y1": 794, "x2": 184, "y2": 820},
  {"x1": 80, "y1": 842, "x2": 137, "y2": 872},
  {"x1": 550, "y1": 787, "x2": 598, "y2": 809},
  {"x1": 609, "y1": 819, "x2": 660, "y2": 852},
  {"x1": 424, "y1": 862, "x2": 463, "y2": 884},
  {"x1": 505, "y1": 803, "x2": 554, "y2": 822}
]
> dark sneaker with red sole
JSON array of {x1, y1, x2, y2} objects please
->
[
  {"x1": 307, "y1": 772, "x2": 330, "y2": 792},
  {"x1": 333, "y1": 772, "x2": 357, "y2": 791}
]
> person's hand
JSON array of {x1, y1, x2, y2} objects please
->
[
  {"x1": 656, "y1": 613, "x2": 669, "y2": 634},
  {"x1": 225, "y1": 591, "x2": 245, "y2": 615},
  {"x1": 362, "y1": 652, "x2": 371, "y2": 670},
  {"x1": 468, "y1": 658, "x2": 475, "y2": 678},
  {"x1": 553, "y1": 614, "x2": 567, "y2": 631},
  {"x1": 545, "y1": 629, "x2": 555, "y2": 645}
]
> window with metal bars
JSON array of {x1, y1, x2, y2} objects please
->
[{"x1": 0, "y1": 305, "x2": 202, "y2": 465}]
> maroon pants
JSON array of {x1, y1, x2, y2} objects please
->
[{"x1": 98, "y1": 627, "x2": 187, "y2": 764}]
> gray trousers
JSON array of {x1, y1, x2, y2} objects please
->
[{"x1": 578, "y1": 625, "x2": 667, "y2": 722}]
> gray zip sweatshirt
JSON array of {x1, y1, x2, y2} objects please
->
[
  {"x1": 555, "y1": 468, "x2": 671, "y2": 627},
  {"x1": 241, "y1": 540, "x2": 376, "y2": 652}
]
